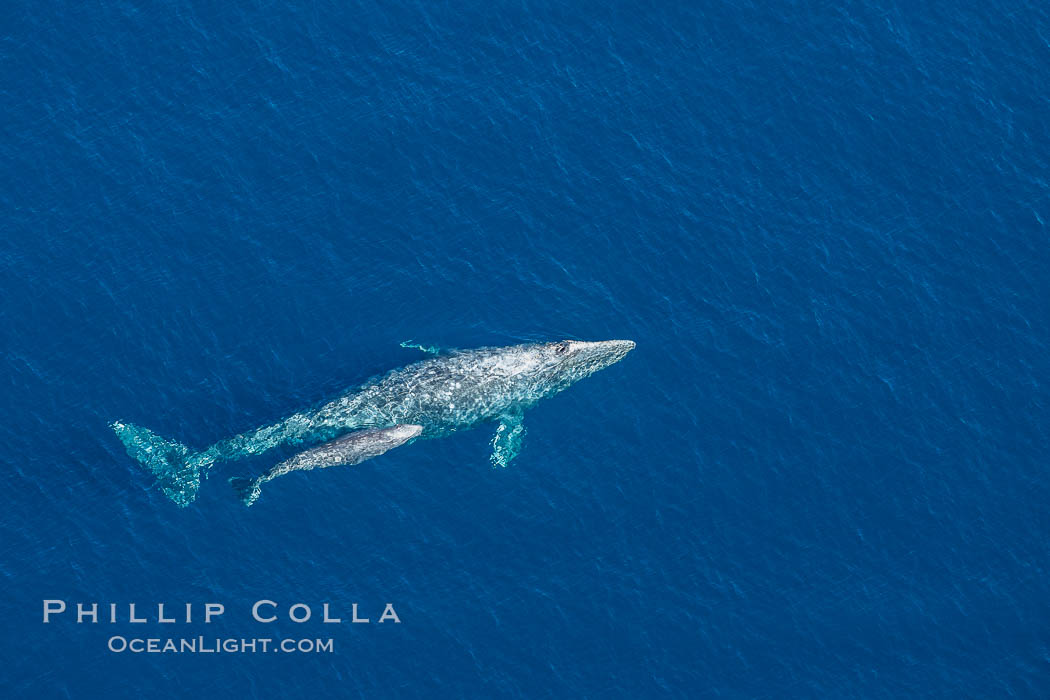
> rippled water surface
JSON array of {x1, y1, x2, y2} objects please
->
[{"x1": 2, "y1": 1, "x2": 1049, "y2": 697}]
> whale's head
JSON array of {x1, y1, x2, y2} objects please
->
[
  {"x1": 357, "y1": 424, "x2": 423, "y2": 455},
  {"x1": 385, "y1": 424, "x2": 424, "y2": 442},
  {"x1": 524, "y1": 339, "x2": 635, "y2": 397}
]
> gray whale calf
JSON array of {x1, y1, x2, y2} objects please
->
[
  {"x1": 112, "y1": 339, "x2": 635, "y2": 506},
  {"x1": 229, "y1": 424, "x2": 422, "y2": 507}
]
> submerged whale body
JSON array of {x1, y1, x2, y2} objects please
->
[
  {"x1": 229, "y1": 424, "x2": 423, "y2": 507},
  {"x1": 112, "y1": 339, "x2": 635, "y2": 506}
]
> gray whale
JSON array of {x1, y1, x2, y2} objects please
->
[
  {"x1": 112, "y1": 339, "x2": 635, "y2": 506},
  {"x1": 229, "y1": 424, "x2": 423, "y2": 507}
]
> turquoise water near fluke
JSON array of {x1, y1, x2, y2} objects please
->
[{"x1": 2, "y1": 1, "x2": 1049, "y2": 697}]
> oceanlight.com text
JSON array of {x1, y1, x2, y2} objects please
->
[{"x1": 107, "y1": 636, "x2": 334, "y2": 654}]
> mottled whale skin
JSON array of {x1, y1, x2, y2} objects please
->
[
  {"x1": 230, "y1": 424, "x2": 423, "y2": 507},
  {"x1": 112, "y1": 339, "x2": 635, "y2": 506}
]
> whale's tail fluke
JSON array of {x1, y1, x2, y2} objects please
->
[
  {"x1": 229, "y1": 476, "x2": 263, "y2": 507},
  {"x1": 111, "y1": 421, "x2": 206, "y2": 507}
]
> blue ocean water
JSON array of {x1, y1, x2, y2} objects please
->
[{"x1": 2, "y1": 0, "x2": 1049, "y2": 696}]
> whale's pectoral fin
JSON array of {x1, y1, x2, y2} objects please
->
[
  {"x1": 399, "y1": 340, "x2": 442, "y2": 355},
  {"x1": 490, "y1": 414, "x2": 526, "y2": 468}
]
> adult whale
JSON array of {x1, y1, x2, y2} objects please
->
[{"x1": 112, "y1": 339, "x2": 635, "y2": 506}]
